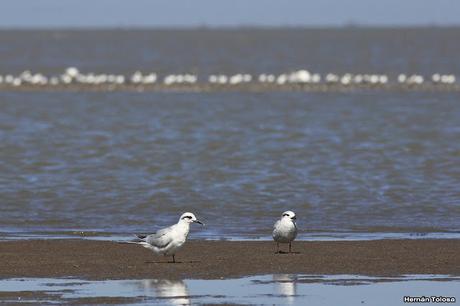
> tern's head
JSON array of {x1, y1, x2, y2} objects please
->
[
  {"x1": 179, "y1": 212, "x2": 204, "y2": 225},
  {"x1": 281, "y1": 210, "x2": 296, "y2": 221}
]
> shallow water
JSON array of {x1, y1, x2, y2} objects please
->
[
  {"x1": 1, "y1": 91, "x2": 460, "y2": 239},
  {"x1": 0, "y1": 275, "x2": 458, "y2": 305},
  {"x1": 2, "y1": 28, "x2": 460, "y2": 75},
  {"x1": 1, "y1": 29, "x2": 460, "y2": 240}
]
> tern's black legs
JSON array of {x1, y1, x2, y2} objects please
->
[
  {"x1": 165, "y1": 254, "x2": 176, "y2": 263},
  {"x1": 274, "y1": 242, "x2": 294, "y2": 254}
]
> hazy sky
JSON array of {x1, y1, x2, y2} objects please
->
[{"x1": 1, "y1": 0, "x2": 459, "y2": 28}]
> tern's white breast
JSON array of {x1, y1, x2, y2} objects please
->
[{"x1": 273, "y1": 219, "x2": 297, "y2": 243}]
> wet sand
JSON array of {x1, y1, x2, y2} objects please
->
[{"x1": 0, "y1": 239, "x2": 459, "y2": 280}]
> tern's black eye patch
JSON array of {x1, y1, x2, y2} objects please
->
[
  {"x1": 182, "y1": 216, "x2": 193, "y2": 219},
  {"x1": 282, "y1": 213, "x2": 290, "y2": 217}
]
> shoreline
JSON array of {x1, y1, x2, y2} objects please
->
[
  {"x1": 2, "y1": 230, "x2": 460, "y2": 242},
  {"x1": 0, "y1": 239, "x2": 459, "y2": 280},
  {"x1": 1, "y1": 83, "x2": 460, "y2": 93}
]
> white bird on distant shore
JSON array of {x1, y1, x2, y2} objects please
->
[
  {"x1": 272, "y1": 211, "x2": 297, "y2": 254},
  {"x1": 133, "y1": 212, "x2": 204, "y2": 263}
]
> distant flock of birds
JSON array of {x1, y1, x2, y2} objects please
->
[{"x1": 0, "y1": 67, "x2": 457, "y2": 88}]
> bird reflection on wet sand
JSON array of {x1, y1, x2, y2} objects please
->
[
  {"x1": 273, "y1": 274, "x2": 297, "y2": 304},
  {"x1": 140, "y1": 279, "x2": 191, "y2": 306}
]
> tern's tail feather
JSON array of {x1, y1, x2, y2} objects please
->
[
  {"x1": 121, "y1": 240, "x2": 158, "y2": 252},
  {"x1": 138, "y1": 242, "x2": 158, "y2": 252}
]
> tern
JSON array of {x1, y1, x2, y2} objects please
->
[
  {"x1": 272, "y1": 211, "x2": 297, "y2": 253},
  {"x1": 134, "y1": 212, "x2": 204, "y2": 263}
]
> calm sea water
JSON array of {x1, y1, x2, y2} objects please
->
[
  {"x1": 1, "y1": 28, "x2": 460, "y2": 75},
  {"x1": 0, "y1": 29, "x2": 459, "y2": 239}
]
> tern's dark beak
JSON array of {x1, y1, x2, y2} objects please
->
[
  {"x1": 194, "y1": 220, "x2": 205, "y2": 226},
  {"x1": 291, "y1": 216, "x2": 297, "y2": 220}
]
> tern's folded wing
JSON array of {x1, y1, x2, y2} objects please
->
[
  {"x1": 272, "y1": 220, "x2": 282, "y2": 238},
  {"x1": 145, "y1": 225, "x2": 175, "y2": 248}
]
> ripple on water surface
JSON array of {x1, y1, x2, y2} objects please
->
[{"x1": 0, "y1": 91, "x2": 459, "y2": 238}]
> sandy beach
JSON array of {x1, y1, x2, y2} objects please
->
[{"x1": 0, "y1": 239, "x2": 458, "y2": 280}]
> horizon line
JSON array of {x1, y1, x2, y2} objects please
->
[{"x1": 1, "y1": 24, "x2": 460, "y2": 31}]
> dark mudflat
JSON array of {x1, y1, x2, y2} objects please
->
[{"x1": 0, "y1": 239, "x2": 458, "y2": 280}]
